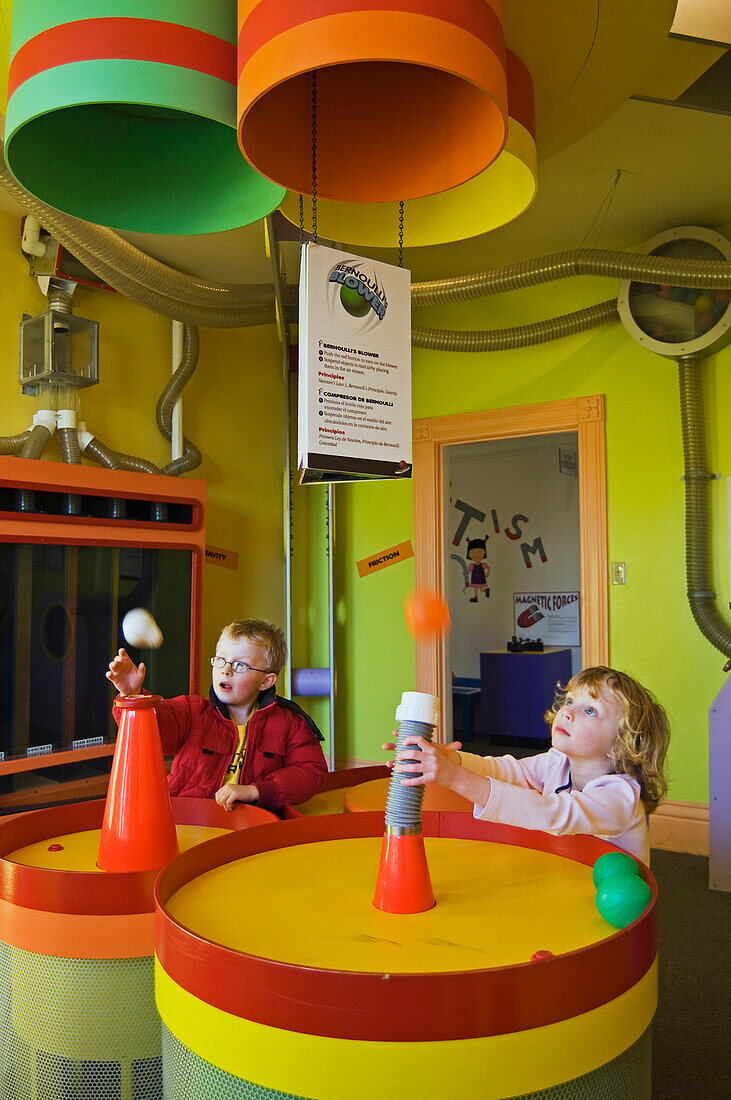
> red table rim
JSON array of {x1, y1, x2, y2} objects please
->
[
  {"x1": 0, "y1": 797, "x2": 274, "y2": 915},
  {"x1": 155, "y1": 812, "x2": 657, "y2": 1041}
]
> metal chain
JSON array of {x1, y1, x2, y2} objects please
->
[
  {"x1": 398, "y1": 201, "x2": 404, "y2": 267},
  {"x1": 298, "y1": 193, "x2": 304, "y2": 248},
  {"x1": 311, "y1": 70, "x2": 318, "y2": 245}
]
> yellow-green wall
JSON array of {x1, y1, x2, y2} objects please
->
[
  {"x1": 2, "y1": 200, "x2": 728, "y2": 805},
  {"x1": 334, "y1": 277, "x2": 731, "y2": 805}
]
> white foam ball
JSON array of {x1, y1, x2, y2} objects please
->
[{"x1": 122, "y1": 608, "x2": 163, "y2": 649}]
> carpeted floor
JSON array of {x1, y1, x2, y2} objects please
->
[{"x1": 651, "y1": 850, "x2": 730, "y2": 1098}]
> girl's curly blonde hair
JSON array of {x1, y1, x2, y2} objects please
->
[{"x1": 546, "y1": 666, "x2": 670, "y2": 813}]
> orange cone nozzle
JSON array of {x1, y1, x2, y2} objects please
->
[
  {"x1": 373, "y1": 830, "x2": 435, "y2": 914},
  {"x1": 97, "y1": 694, "x2": 179, "y2": 873}
]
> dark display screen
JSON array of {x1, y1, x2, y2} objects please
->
[{"x1": 0, "y1": 543, "x2": 192, "y2": 763}]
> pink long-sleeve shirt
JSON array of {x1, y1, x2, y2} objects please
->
[{"x1": 458, "y1": 747, "x2": 649, "y2": 863}]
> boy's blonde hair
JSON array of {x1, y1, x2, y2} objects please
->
[
  {"x1": 220, "y1": 619, "x2": 288, "y2": 677},
  {"x1": 547, "y1": 666, "x2": 670, "y2": 813}
]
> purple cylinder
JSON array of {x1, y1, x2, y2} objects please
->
[{"x1": 292, "y1": 667, "x2": 331, "y2": 697}]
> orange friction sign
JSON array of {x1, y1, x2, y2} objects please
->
[{"x1": 357, "y1": 540, "x2": 414, "y2": 578}]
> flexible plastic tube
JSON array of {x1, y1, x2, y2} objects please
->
[
  {"x1": 411, "y1": 249, "x2": 731, "y2": 308},
  {"x1": 156, "y1": 325, "x2": 202, "y2": 475},
  {"x1": 384, "y1": 693, "x2": 440, "y2": 832},
  {"x1": 57, "y1": 418, "x2": 82, "y2": 465},
  {"x1": 0, "y1": 141, "x2": 274, "y2": 328},
  {"x1": 57, "y1": 419, "x2": 82, "y2": 514},
  {"x1": 20, "y1": 418, "x2": 53, "y2": 460},
  {"x1": 384, "y1": 719, "x2": 434, "y2": 831},
  {"x1": 81, "y1": 433, "x2": 169, "y2": 519},
  {"x1": 678, "y1": 355, "x2": 731, "y2": 658},
  {"x1": 84, "y1": 437, "x2": 160, "y2": 475},
  {"x1": 18, "y1": 417, "x2": 54, "y2": 511},
  {"x1": 0, "y1": 430, "x2": 31, "y2": 454},
  {"x1": 413, "y1": 299, "x2": 619, "y2": 352}
]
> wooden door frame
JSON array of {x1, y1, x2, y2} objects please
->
[{"x1": 413, "y1": 395, "x2": 608, "y2": 737}]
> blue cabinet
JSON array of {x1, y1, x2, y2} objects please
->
[{"x1": 479, "y1": 648, "x2": 572, "y2": 744}]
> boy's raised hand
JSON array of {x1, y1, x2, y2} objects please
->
[{"x1": 106, "y1": 648, "x2": 145, "y2": 697}]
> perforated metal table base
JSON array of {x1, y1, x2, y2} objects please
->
[
  {"x1": 162, "y1": 1025, "x2": 651, "y2": 1100},
  {"x1": 0, "y1": 943, "x2": 161, "y2": 1100}
]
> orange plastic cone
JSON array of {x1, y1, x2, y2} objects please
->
[
  {"x1": 373, "y1": 830, "x2": 435, "y2": 914},
  {"x1": 97, "y1": 694, "x2": 179, "y2": 872}
]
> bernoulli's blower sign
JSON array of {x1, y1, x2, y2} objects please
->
[{"x1": 298, "y1": 243, "x2": 412, "y2": 484}]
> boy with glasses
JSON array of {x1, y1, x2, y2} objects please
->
[{"x1": 107, "y1": 618, "x2": 327, "y2": 813}]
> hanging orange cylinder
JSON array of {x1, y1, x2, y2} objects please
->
[{"x1": 236, "y1": 0, "x2": 509, "y2": 203}]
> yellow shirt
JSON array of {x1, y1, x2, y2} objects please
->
[{"x1": 223, "y1": 710, "x2": 255, "y2": 786}]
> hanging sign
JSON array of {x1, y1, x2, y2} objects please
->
[
  {"x1": 514, "y1": 592, "x2": 581, "y2": 646},
  {"x1": 298, "y1": 243, "x2": 412, "y2": 484}
]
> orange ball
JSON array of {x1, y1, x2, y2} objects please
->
[{"x1": 404, "y1": 590, "x2": 451, "y2": 638}]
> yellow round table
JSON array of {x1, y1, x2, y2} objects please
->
[{"x1": 156, "y1": 812, "x2": 657, "y2": 1099}]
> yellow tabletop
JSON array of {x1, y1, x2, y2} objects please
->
[
  {"x1": 292, "y1": 788, "x2": 348, "y2": 815},
  {"x1": 165, "y1": 836, "x2": 611, "y2": 973},
  {"x1": 7, "y1": 823, "x2": 228, "y2": 872}
]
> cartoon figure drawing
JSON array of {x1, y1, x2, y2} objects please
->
[{"x1": 466, "y1": 537, "x2": 490, "y2": 602}]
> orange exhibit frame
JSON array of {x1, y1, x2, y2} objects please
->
[{"x1": 0, "y1": 456, "x2": 206, "y2": 810}]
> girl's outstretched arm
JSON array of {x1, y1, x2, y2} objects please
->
[{"x1": 394, "y1": 735, "x2": 493, "y2": 808}]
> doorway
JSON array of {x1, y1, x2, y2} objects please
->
[{"x1": 412, "y1": 396, "x2": 608, "y2": 741}]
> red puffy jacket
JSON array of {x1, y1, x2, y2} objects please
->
[{"x1": 112, "y1": 684, "x2": 327, "y2": 812}]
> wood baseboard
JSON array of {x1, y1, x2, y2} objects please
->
[{"x1": 650, "y1": 799, "x2": 709, "y2": 856}]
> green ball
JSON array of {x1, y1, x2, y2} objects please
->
[
  {"x1": 340, "y1": 283, "x2": 370, "y2": 318},
  {"x1": 592, "y1": 851, "x2": 640, "y2": 888},
  {"x1": 596, "y1": 874, "x2": 652, "y2": 929}
]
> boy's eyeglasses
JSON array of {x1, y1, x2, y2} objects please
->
[{"x1": 210, "y1": 656, "x2": 269, "y2": 675}]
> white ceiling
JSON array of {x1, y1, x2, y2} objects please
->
[{"x1": 0, "y1": 2, "x2": 728, "y2": 289}]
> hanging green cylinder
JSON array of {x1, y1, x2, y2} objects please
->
[{"x1": 5, "y1": 1, "x2": 283, "y2": 235}]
